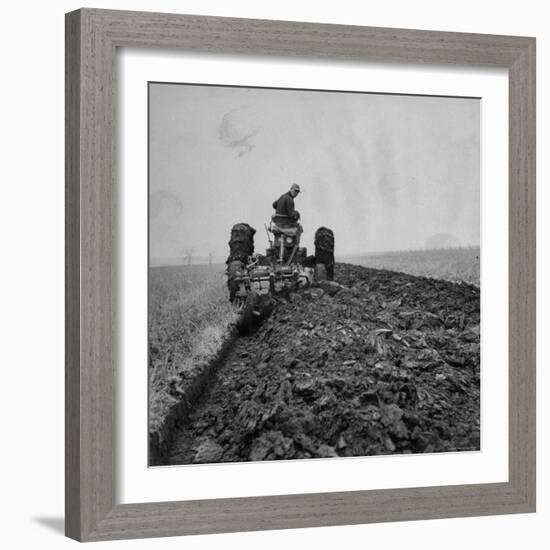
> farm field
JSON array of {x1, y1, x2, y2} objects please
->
[
  {"x1": 149, "y1": 264, "x2": 238, "y2": 434},
  {"x1": 166, "y1": 263, "x2": 480, "y2": 464},
  {"x1": 342, "y1": 246, "x2": 480, "y2": 286},
  {"x1": 149, "y1": 248, "x2": 480, "y2": 460}
]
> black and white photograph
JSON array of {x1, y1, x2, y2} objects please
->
[{"x1": 148, "y1": 81, "x2": 481, "y2": 467}]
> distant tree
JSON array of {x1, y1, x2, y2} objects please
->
[{"x1": 182, "y1": 247, "x2": 194, "y2": 266}]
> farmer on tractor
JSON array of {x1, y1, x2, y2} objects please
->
[
  {"x1": 272, "y1": 183, "x2": 303, "y2": 243},
  {"x1": 225, "y1": 182, "x2": 334, "y2": 313}
]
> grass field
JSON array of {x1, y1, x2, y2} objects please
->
[
  {"x1": 342, "y1": 246, "x2": 480, "y2": 286},
  {"x1": 149, "y1": 264, "x2": 238, "y2": 432}
]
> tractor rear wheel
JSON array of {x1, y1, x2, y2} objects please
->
[
  {"x1": 314, "y1": 227, "x2": 335, "y2": 280},
  {"x1": 226, "y1": 223, "x2": 255, "y2": 264},
  {"x1": 226, "y1": 223, "x2": 255, "y2": 302}
]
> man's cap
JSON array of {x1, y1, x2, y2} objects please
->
[{"x1": 291, "y1": 183, "x2": 301, "y2": 193}]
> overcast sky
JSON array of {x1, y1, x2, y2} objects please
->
[{"x1": 149, "y1": 83, "x2": 480, "y2": 265}]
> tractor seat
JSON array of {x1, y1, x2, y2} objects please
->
[{"x1": 270, "y1": 222, "x2": 299, "y2": 237}]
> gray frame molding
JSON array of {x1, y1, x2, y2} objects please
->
[{"x1": 65, "y1": 8, "x2": 536, "y2": 542}]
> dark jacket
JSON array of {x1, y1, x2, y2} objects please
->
[{"x1": 272, "y1": 192, "x2": 299, "y2": 221}]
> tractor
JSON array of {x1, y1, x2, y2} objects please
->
[{"x1": 225, "y1": 218, "x2": 335, "y2": 310}]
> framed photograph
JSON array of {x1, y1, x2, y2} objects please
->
[{"x1": 65, "y1": 8, "x2": 536, "y2": 542}]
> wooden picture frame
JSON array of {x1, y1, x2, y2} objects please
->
[{"x1": 65, "y1": 8, "x2": 536, "y2": 542}]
